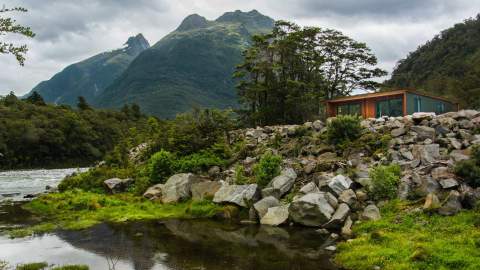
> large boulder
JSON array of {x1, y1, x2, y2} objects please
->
[
  {"x1": 299, "y1": 182, "x2": 320, "y2": 194},
  {"x1": 423, "y1": 193, "x2": 441, "y2": 211},
  {"x1": 438, "y1": 191, "x2": 462, "y2": 216},
  {"x1": 104, "y1": 178, "x2": 134, "y2": 194},
  {"x1": 260, "y1": 205, "x2": 289, "y2": 226},
  {"x1": 289, "y1": 192, "x2": 335, "y2": 227},
  {"x1": 161, "y1": 173, "x2": 199, "y2": 203},
  {"x1": 328, "y1": 175, "x2": 353, "y2": 196},
  {"x1": 412, "y1": 174, "x2": 440, "y2": 197},
  {"x1": 143, "y1": 184, "x2": 164, "y2": 200},
  {"x1": 191, "y1": 181, "x2": 222, "y2": 201},
  {"x1": 264, "y1": 168, "x2": 297, "y2": 198},
  {"x1": 361, "y1": 204, "x2": 381, "y2": 221},
  {"x1": 410, "y1": 126, "x2": 436, "y2": 141},
  {"x1": 324, "y1": 203, "x2": 350, "y2": 229},
  {"x1": 213, "y1": 184, "x2": 261, "y2": 208},
  {"x1": 254, "y1": 196, "x2": 280, "y2": 218},
  {"x1": 412, "y1": 144, "x2": 440, "y2": 164},
  {"x1": 412, "y1": 112, "x2": 435, "y2": 123}
]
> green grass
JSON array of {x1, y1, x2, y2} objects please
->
[
  {"x1": 16, "y1": 263, "x2": 48, "y2": 270},
  {"x1": 335, "y1": 200, "x2": 480, "y2": 270},
  {"x1": 7, "y1": 190, "x2": 224, "y2": 238}
]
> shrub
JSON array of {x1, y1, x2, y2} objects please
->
[
  {"x1": 253, "y1": 151, "x2": 282, "y2": 187},
  {"x1": 455, "y1": 145, "x2": 480, "y2": 188},
  {"x1": 326, "y1": 115, "x2": 363, "y2": 146},
  {"x1": 16, "y1": 262, "x2": 48, "y2": 270},
  {"x1": 175, "y1": 150, "x2": 226, "y2": 173},
  {"x1": 234, "y1": 164, "x2": 248, "y2": 184},
  {"x1": 369, "y1": 164, "x2": 401, "y2": 201},
  {"x1": 148, "y1": 150, "x2": 175, "y2": 184},
  {"x1": 58, "y1": 167, "x2": 135, "y2": 193}
]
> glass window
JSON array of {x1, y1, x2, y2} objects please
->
[
  {"x1": 337, "y1": 103, "x2": 361, "y2": 116},
  {"x1": 414, "y1": 97, "x2": 422, "y2": 112},
  {"x1": 376, "y1": 98, "x2": 403, "y2": 118},
  {"x1": 436, "y1": 103, "x2": 445, "y2": 114}
]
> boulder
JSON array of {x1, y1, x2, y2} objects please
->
[
  {"x1": 439, "y1": 178, "x2": 459, "y2": 189},
  {"x1": 431, "y1": 167, "x2": 453, "y2": 180},
  {"x1": 449, "y1": 138, "x2": 462, "y2": 150},
  {"x1": 254, "y1": 196, "x2": 280, "y2": 218},
  {"x1": 289, "y1": 192, "x2": 336, "y2": 227},
  {"x1": 412, "y1": 144, "x2": 440, "y2": 164},
  {"x1": 104, "y1": 178, "x2": 134, "y2": 194},
  {"x1": 412, "y1": 174, "x2": 440, "y2": 197},
  {"x1": 450, "y1": 150, "x2": 470, "y2": 162},
  {"x1": 438, "y1": 191, "x2": 462, "y2": 216},
  {"x1": 338, "y1": 189, "x2": 357, "y2": 206},
  {"x1": 312, "y1": 120, "x2": 324, "y2": 131},
  {"x1": 213, "y1": 184, "x2": 261, "y2": 208},
  {"x1": 423, "y1": 193, "x2": 441, "y2": 211},
  {"x1": 191, "y1": 181, "x2": 222, "y2": 201},
  {"x1": 361, "y1": 204, "x2": 381, "y2": 221},
  {"x1": 161, "y1": 173, "x2": 199, "y2": 203},
  {"x1": 260, "y1": 205, "x2": 289, "y2": 226},
  {"x1": 410, "y1": 126, "x2": 436, "y2": 141},
  {"x1": 324, "y1": 203, "x2": 350, "y2": 229},
  {"x1": 266, "y1": 168, "x2": 297, "y2": 198},
  {"x1": 391, "y1": 127, "x2": 406, "y2": 137},
  {"x1": 341, "y1": 216, "x2": 353, "y2": 238},
  {"x1": 455, "y1": 109, "x2": 480, "y2": 120},
  {"x1": 299, "y1": 182, "x2": 320, "y2": 194},
  {"x1": 412, "y1": 112, "x2": 435, "y2": 122},
  {"x1": 328, "y1": 175, "x2": 353, "y2": 196},
  {"x1": 143, "y1": 184, "x2": 164, "y2": 200}
]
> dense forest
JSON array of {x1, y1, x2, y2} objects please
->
[
  {"x1": 385, "y1": 14, "x2": 480, "y2": 109},
  {"x1": 0, "y1": 92, "x2": 151, "y2": 169}
]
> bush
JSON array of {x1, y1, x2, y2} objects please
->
[
  {"x1": 454, "y1": 145, "x2": 480, "y2": 188},
  {"x1": 175, "y1": 150, "x2": 226, "y2": 173},
  {"x1": 234, "y1": 164, "x2": 248, "y2": 184},
  {"x1": 253, "y1": 152, "x2": 282, "y2": 187},
  {"x1": 148, "y1": 150, "x2": 175, "y2": 184},
  {"x1": 58, "y1": 167, "x2": 135, "y2": 193},
  {"x1": 369, "y1": 164, "x2": 401, "y2": 201},
  {"x1": 326, "y1": 115, "x2": 363, "y2": 146},
  {"x1": 16, "y1": 262, "x2": 48, "y2": 270}
]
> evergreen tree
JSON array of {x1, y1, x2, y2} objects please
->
[
  {"x1": 25, "y1": 91, "x2": 46, "y2": 106},
  {"x1": 77, "y1": 96, "x2": 91, "y2": 111},
  {"x1": 235, "y1": 21, "x2": 386, "y2": 126}
]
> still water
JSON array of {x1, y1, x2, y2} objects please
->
[{"x1": 0, "y1": 169, "x2": 338, "y2": 270}]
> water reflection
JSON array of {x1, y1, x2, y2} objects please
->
[{"x1": 1, "y1": 218, "x2": 338, "y2": 270}]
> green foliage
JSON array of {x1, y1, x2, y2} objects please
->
[
  {"x1": 454, "y1": 146, "x2": 480, "y2": 188},
  {"x1": 253, "y1": 152, "x2": 282, "y2": 187},
  {"x1": 96, "y1": 11, "x2": 274, "y2": 118},
  {"x1": 0, "y1": 6, "x2": 35, "y2": 65},
  {"x1": 16, "y1": 262, "x2": 48, "y2": 270},
  {"x1": 148, "y1": 150, "x2": 175, "y2": 184},
  {"x1": 326, "y1": 115, "x2": 363, "y2": 146},
  {"x1": 10, "y1": 191, "x2": 224, "y2": 237},
  {"x1": 28, "y1": 34, "x2": 149, "y2": 107},
  {"x1": 236, "y1": 21, "x2": 386, "y2": 126},
  {"x1": 234, "y1": 164, "x2": 249, "y2": 184},
  {"x1": 175, "y1": 150, "x2": 227, "y2": 174},
  {"x1": 0, "y1": 94, "x2": 152, "y2": 169},
  {"x1": 369, "y1": 164, "x2": 402, "y2": 201},
  {"x1": 385, "y1": 15, "x2": 480, "y2": 110},
  {"x1": 335, "y1": 200, "x2": 480, "y2": 270},
  {"x1": 58, "y1": 166, "x2": 136, "y2": 193}
]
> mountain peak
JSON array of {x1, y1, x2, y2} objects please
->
[
  {"x1": 215, "y1": 9, "x2": 274, "y2": 32},
  {"x1": 124, "y1": 34, "x2": 150, "y2": 55},
  {"x1": 176, "y1": 14, "x2": 209, "y2": 32}
]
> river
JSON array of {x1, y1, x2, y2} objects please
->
[{"x1": 0, "y1": 169, "x2": 338, "y2": 270}]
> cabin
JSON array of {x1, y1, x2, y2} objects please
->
[{"x1": 325, "y1": 90, "x2": 458, "y2": 118}]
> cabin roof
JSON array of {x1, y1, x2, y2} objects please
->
[{"x1": 326, "y1": 89, "x2": 456, "y2": 104}]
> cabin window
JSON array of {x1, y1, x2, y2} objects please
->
[
  {"x1": 337, "y1": 103, "x2": 361, "y2": 116},
  {"x1": 436, "y1": 103, "x2": 445, "y2": 114},
  {"x1": 376, "y1": 98, "x2": 403, "y2": 118},
  {"x1": 414, "y1": 97, "x2": 422, "y2": 112}
]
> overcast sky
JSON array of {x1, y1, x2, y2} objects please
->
[{"x1": 1, "y1": 0, "x2": 479, "y2": 95}]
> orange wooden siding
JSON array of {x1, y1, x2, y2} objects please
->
[{"x1": 326, "y1": 93, "x2": 407, "y2": 118}]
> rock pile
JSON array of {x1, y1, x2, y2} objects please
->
[{"x1": 140, "y1": 110, "x2": 480, "y2": 238}]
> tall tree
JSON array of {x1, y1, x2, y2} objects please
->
[
  {"x1": 235, "y1": 21, "x2": 386, "y2": 126},
  {"x1": 77, "y1": 96, "x2": 92, "y2": 111},
  {"x1": 0, "y1": 6, "x2": 35, "y2": 65},
  {"x1": 25, "y1": 91, "x2": 46, "y2": 106}
]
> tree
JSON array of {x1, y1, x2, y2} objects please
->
[
  {"x1": 0, "y1": 6, "x2": 35, "y2": 65},
  {"x1": 77, "y1": 96, "x2": 91, "y2": 111},
  {"x1": 235, "y1": 21, "x2": 387, "y2": 126},
  {"x1": 25, "y1": 91, "x2": 46, "y2": 106}
]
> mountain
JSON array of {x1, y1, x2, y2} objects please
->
[
  {"x1": 27, "y1": 34, "x2": 150, "y2": 105},
  {"x1": 385, "y1": 15, "x2": 480, "y2": 109},
  {"x1": 95, "y1": 10, "x2": 274, "y2": 118}
]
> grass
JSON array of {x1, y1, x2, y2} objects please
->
[
  {"x1": 12, "y1": 263, "x2": 88, "y2": 270},
  {"x1": 335, "y1": 200, "x2": 480, "y2": 270},
  {"x1": 7, "y1": 190, "x2": 224, "y2": 238}
]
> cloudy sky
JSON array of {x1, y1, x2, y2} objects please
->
[{"x1": 1, "y1": 0, "x2": 479, "y2": 95}]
